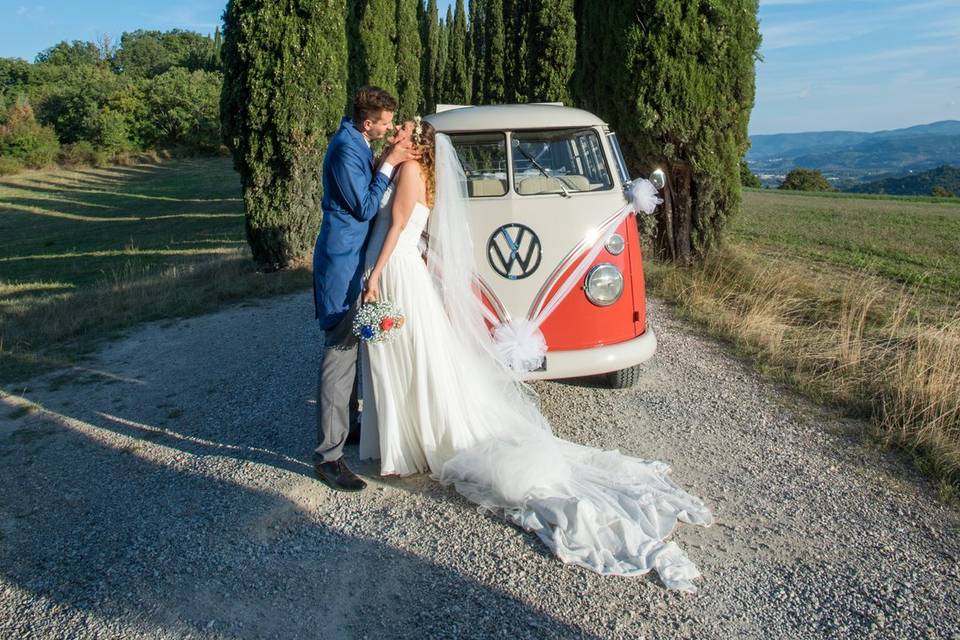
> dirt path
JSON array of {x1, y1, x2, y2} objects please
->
[{"x1": 2, "y1": 292, "x2": 958, "y2": 639}]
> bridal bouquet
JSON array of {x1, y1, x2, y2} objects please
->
[{"x1": 353, "y1": 300, "x2": 405, "y2": 343}]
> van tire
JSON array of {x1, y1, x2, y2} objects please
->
[{"x1": 607, "y1": 365, "x2": 641, "y2": 389}]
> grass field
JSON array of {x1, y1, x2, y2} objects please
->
[
  {"x1": 733, "y1": 188, "x2": 960, "y2": 302},
  {"x1": 648, "y1": 188, "x2": 960, "y2": 499},
  {"x1": 0, "y1": 158, "x2": 311, "y2": 384}
]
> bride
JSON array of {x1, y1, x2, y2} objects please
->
[{"x1": 359, "y1": 119, "x2": 713, "y2": 592}]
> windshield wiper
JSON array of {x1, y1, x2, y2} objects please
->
[{"x1": 515, "y1": 143, "x2": 571, "y2": 198}]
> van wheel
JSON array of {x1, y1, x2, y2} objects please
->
[{"x1": 607, "y1": 365, "x2": 641, "y2": 389}]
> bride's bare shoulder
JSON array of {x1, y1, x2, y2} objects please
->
[
  {"x1": 396, "y1": 160, "x2": 427, "y2": 194},
  {"x1": 397, "y1": 160, "x2": 425, "y2": 182}
]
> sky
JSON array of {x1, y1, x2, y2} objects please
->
[{"x1": 1, "y1": 0, "x2": 957, "y2": 135}]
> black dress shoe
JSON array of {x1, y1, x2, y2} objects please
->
[{"x1": 314, "y1": 458, "x2": 367, "y2": 492}]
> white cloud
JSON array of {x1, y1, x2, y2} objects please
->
[{"x1": 15, "y1": 5, "x2": 45, "y2": 18}]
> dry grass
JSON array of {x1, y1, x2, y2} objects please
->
[
  {"x1": 0, "y1": 251, "x2": 311, "y2": 383},
  {"x1": 647, "y1": 244, "x2": 960, "y2": 500}
]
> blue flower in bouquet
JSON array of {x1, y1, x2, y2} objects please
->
[{"x1": 353, "y1": 300, "x2": 406, "y2": 343}]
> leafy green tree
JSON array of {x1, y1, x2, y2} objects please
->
[
  {"x1": 483, "y1": 0, "x2": 506, "y2": 103},
  {"x1": 446, "y1": 0, "x2": 471, "y2": 103},
  {"x1": 0, "y1": 58, "x2": 32, "y2": 112},
  {"x1": 221, "y1": 0, "x2": 348, "y2": 269},
  {"x1": 527, "y1": 0, "x2": 575, "y2": 103},
  {"x1": 34, "y1": 65, "x2": 121, "y2": 145},
  {"x1": 35, "y1": 41, "x2": 103, "y2": 67},
  {"x1": 573, "y1": 0, "x2": 762, "y2": 264},
  {"x1": 740, "y1": 160, "x2": 761, "y2": 188},
  {"x1": 146, "y1": 68, "x2": 222, "y2": 151},
  {"x1": 779, "y1": 168, "x2": 834, "y2": 192},
  {"x1": 396, "y1": 0, "x2": 423, "y2": 118},
  {"x1": 115, "y1": 30, "x2": 218, "y2": 78}
]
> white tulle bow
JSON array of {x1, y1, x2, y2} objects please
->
[
  {"x1": 493, "y1": 318, "x2": 547, "y2": 373},
  {"x1": 629, "y1": 178, "x2": 664, "y2": 215}
]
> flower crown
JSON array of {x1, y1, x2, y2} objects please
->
[{"x1": 412, "y1": 116, "x2": 423, "y2": 145}]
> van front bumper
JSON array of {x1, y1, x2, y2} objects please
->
[{"x1": 524, "y1": 327, "x2": 657, "y2": 381}]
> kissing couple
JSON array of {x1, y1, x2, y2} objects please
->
[{"x1": 310, "y1": 86, "x2": 713, "y2": 592}]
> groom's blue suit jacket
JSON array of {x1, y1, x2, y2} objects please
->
[{"x1": 313, "y1": 117, "x2": 392, "y2": 330}]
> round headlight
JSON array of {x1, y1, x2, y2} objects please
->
[
  {"x1": 584, "y1": 263, "x2": 624, "y2": 306},
  {"x1": 605, "y1": 233, "x2": 625, "y2": 256}
]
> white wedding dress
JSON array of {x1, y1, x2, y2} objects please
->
[{"x1": 359, "y1": 160, "x2": 713, "y2": 592}]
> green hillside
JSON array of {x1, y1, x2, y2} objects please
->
[{"x1": 848, "y1": 165, "x2": 960, "y2": 196}]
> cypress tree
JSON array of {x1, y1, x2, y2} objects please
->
[
  {"x1": 357, "y1": 0, "x2": 398, "y2": 98},
  {"x1": 436, "y1": 7, "x2": 451, "y2": 104},
  {"x1": 574, "y1": 0, "x2": 761, "y2": 264},
  {"x1": 420, "y1": 0, "x2": 440, "y2": 112},
  {"x1": 446, "y1": 0, "x2": 470, "y2": 104},
  {"x1": 502, "y1": 0, "x2": 532, "y2": 102},
  {"x1": 211, "y1": 27, "x2": 222, "y2": 69},
  {"x1": 527, "y1": 0, "x2": 576, "y2": 103},
  {"x1": 470, "y1": 0, "x2": 486, "y2": 103},
  {"x1": 396, "y1": 0, "x2": 423, "y2": 118},
  {"x1": 484, "y1": 0, "x2": 506, "y2": 103},
  {"x1": 221, "y1": 0, "x2": 348, "y2": 269}
]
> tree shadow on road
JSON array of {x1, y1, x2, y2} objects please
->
[{"x1": 0, "y1": 400, "x2": 600, "y2": 640}]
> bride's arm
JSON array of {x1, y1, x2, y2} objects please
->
[{"x1": 362, "y1": 161, "x2": 423, "y2": 303}]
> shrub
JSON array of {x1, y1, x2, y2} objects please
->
[
  {"x1": 91, "y1": 107, "x2": 131, "y2": 152},
  {"x1": 0, "y1": 156, "x2": 23, "y2": 175},
  {"x1": 931, "y1": 186, "x2": 955, "y2": 198},
  {"x1": 0, "y1": 100, "x2": 60, "y2": 168},
  {"x1": 780, "y1": 168, "x2": 835, "y2": 192},
  {"x1": 57, "y1": 140, "x2": 105, "y2": 166}
]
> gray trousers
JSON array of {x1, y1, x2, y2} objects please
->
[{"x1": 314, "y1": 302, "x2": 360, "y2": 464}]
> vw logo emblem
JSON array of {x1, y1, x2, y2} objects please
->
[{"x1": 487, "y1": 224, "x2": 542, "y2": 280}]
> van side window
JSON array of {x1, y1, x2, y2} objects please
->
[
  {"x1": 448, "y1": 133, "x2": 509, "y2": 198},
  {"x1": 512, "y1": 128, "x2": 614, "y2": 196}
]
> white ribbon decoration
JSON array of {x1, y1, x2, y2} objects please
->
[{"x1": 491, "y1": 179, "x2": 663, "y2": 373}]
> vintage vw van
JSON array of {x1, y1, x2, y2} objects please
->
[{"x1": 425, "y1": 104, "x2": 661, "y2": 388}]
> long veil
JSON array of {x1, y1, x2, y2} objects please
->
[
  {"x1": 426, "y1": 134, "x2": 537, "y2": 386},
  {"x1": 424, "y1": 133, "x2": 713, "y2": 592}
]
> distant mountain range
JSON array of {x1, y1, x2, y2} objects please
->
[
  {"x1": 847, "y1": 165, "x2": 960, "y2": 197},
  {"x1": 747, "y1": 120, "x2": 960, "y2": 188}
]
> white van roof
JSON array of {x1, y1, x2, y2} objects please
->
[{"x1": 425, "y1": 104, "x2": 607, "y2": 132}]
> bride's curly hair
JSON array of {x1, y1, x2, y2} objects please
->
[{"x1": 413, "y1": 120, "x2": 437, "y2": 208}]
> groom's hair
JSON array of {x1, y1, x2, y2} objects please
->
[{"x1": 353, "y1": 86, "x2": 398, "y2": 124}]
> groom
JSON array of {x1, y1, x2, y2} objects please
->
[{"x1": 312, "y1": 86, "x2": 418, "y2": 491}]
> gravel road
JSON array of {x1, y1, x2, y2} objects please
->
[{"x1": 2, "y1": 292, "x2": 958, "y2": 639}]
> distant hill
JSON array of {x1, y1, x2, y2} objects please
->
[
  {"x1": 847, "y1": 165, "x2": 960, "y2": 196},
  {"x1": 747, "y1": 121, "x2": 960, "y2": 185}
]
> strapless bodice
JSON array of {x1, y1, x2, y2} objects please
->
[{"x1": 364, "y1": 183, "x2": 430, "y2": 272}]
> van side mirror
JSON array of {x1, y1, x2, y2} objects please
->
[{"x1": 649, "y1": 169, "x2": 666, "y2": 190}]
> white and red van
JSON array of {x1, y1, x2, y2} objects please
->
[{"x1": 425, "y1": 104, "x2": 663, "y2": 388}]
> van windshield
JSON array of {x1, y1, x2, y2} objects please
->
[
  {"x1": 512, "y1": 128, "x2": 613, "y2": 196},
  {"x1": 447, "y1": 133, "x2": 508, "y2": 197}
]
